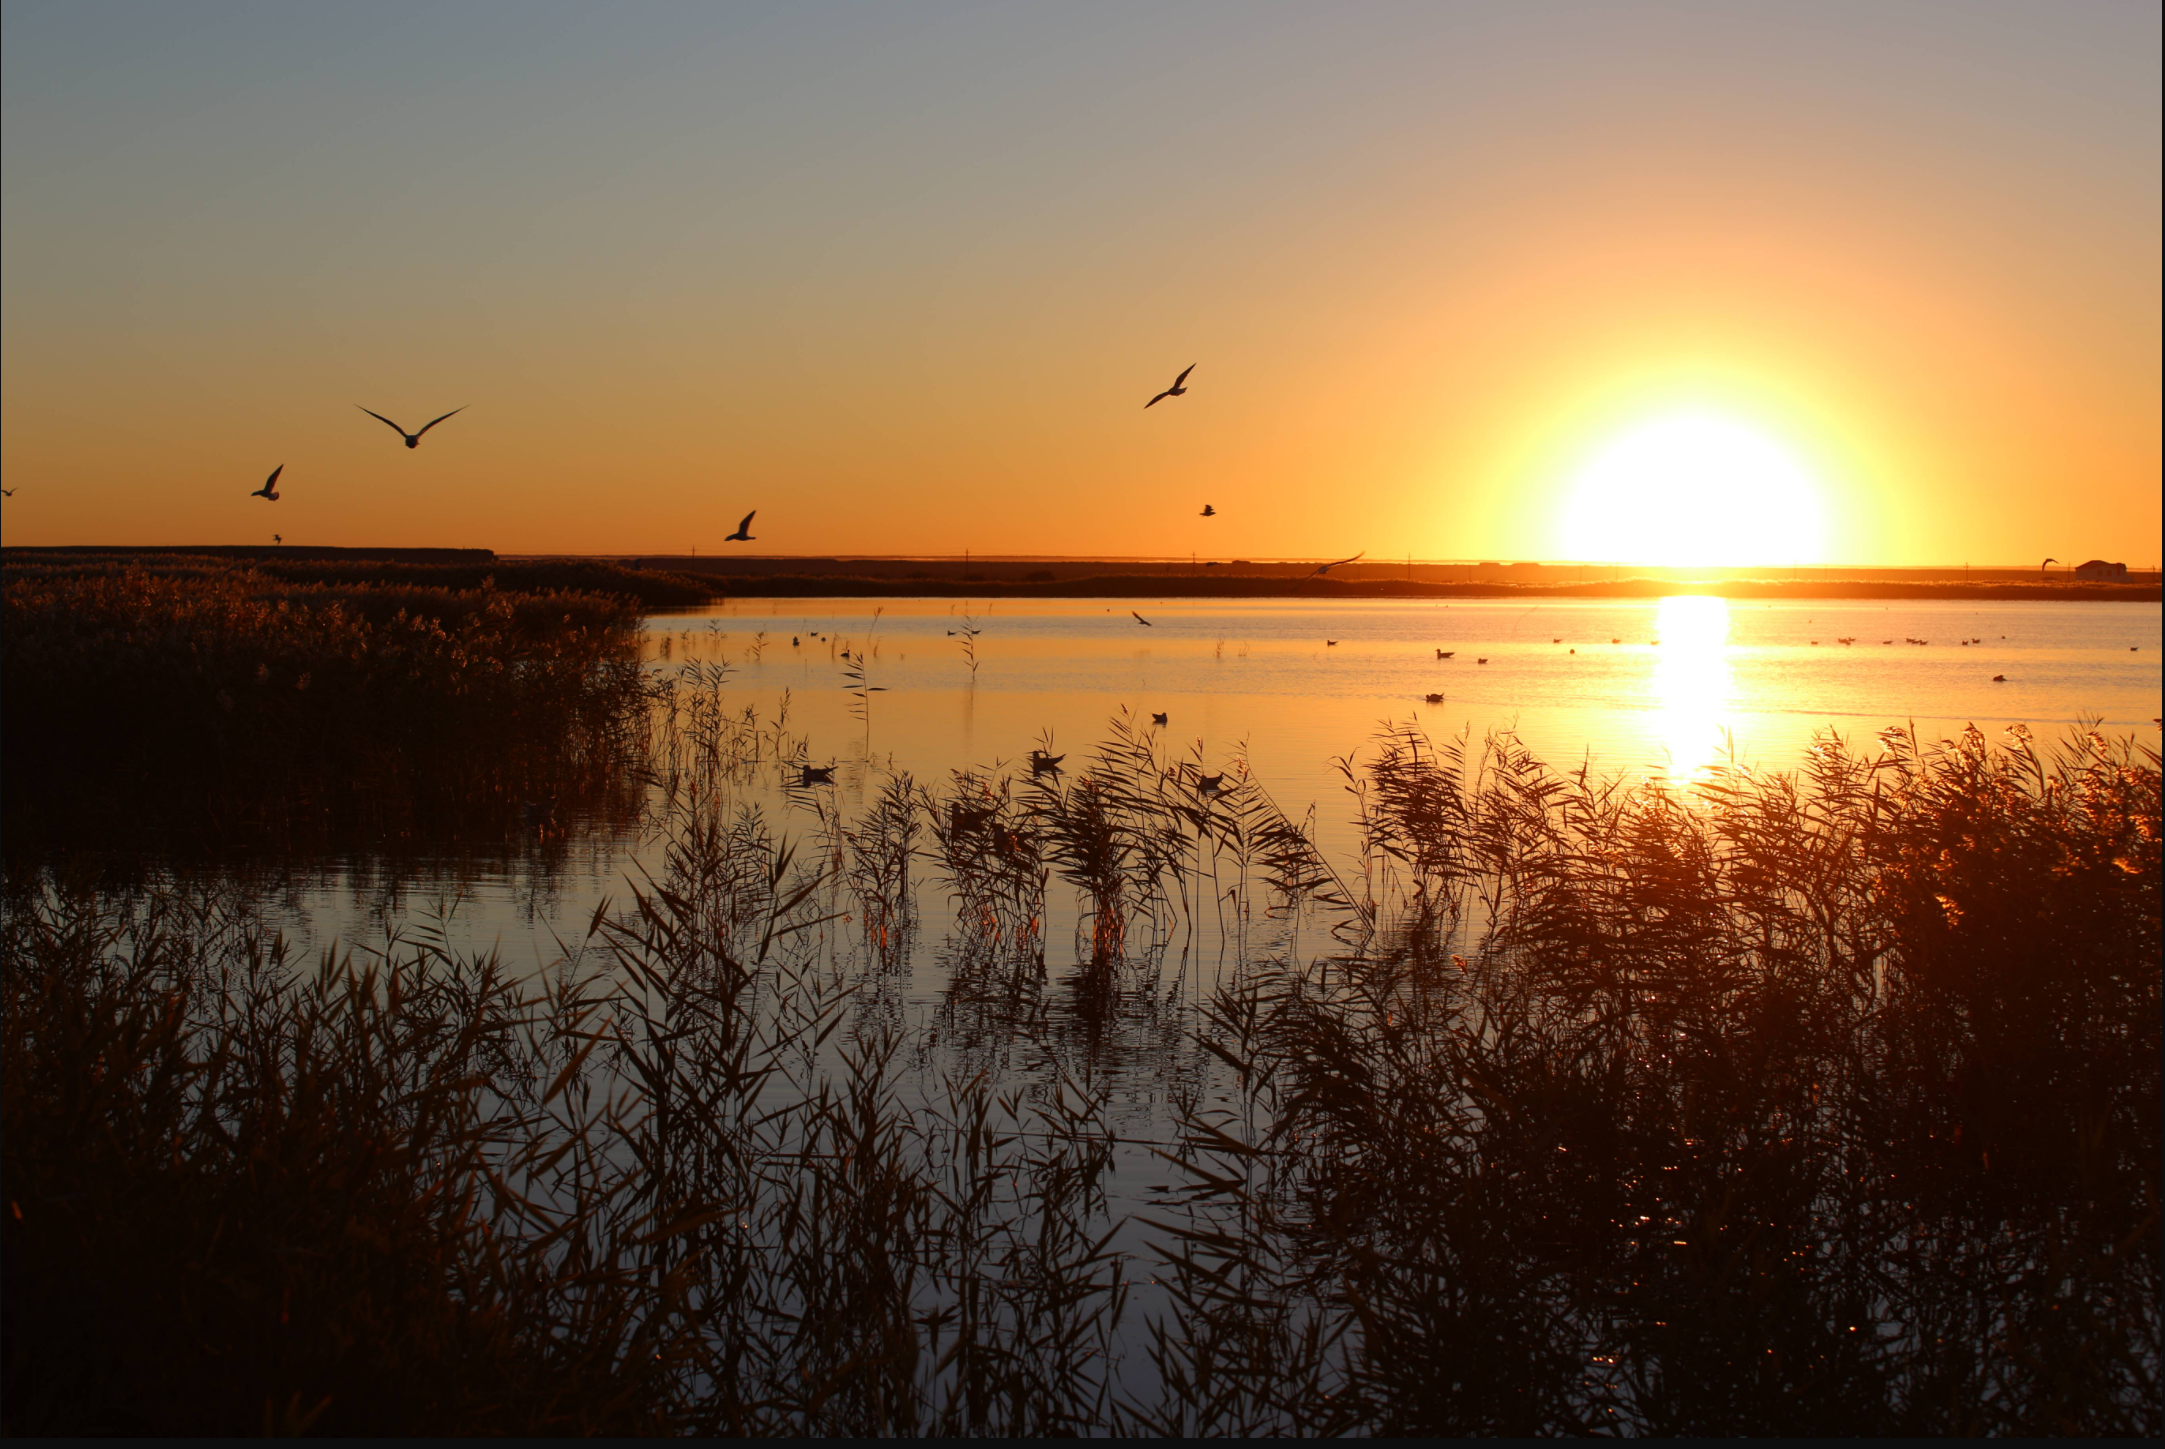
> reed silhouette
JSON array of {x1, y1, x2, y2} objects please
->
[{"x1": 2, "y1": 668, "x2": 2156, "y2": 1433}]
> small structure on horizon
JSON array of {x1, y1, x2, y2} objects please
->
[{"x1": 2074, "y1": 559, "x2": 2129, "y2": 581}]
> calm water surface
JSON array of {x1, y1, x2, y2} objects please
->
[
  {"x1": 194, "y1": 594, "x2": 2164, "y2": 1345},
  {"x1": 280, "y1": 595, "x2": 2160, "y2": 966}
]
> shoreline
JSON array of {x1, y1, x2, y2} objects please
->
[{"x1": 646, "y1": 573, "x2": 2162, "y2": 603}]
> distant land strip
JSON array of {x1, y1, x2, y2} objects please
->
[
  {"x1": 4, "y1": 549, "x2": 2156, "y2": 603},
  {"x1": 632, "y1": 572, "x2": 2161, "y2": 603}
]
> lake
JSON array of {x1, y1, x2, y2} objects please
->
[{"x1": 268, "y1": 593, "x2": 2160, "y2": 973}]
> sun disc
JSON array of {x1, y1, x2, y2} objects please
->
[{"x1": 1559, "y1": 413, "x2": 1829, "y2": 567}]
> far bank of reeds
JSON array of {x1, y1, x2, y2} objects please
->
[
  {"x1": 3, "y1": 718, "x2": 2156, "y2": 1435},
  {"x1": 0, "y1": 565, "x2": 654, "y2": 851}
]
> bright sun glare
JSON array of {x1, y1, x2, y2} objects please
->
[{"x1": 1559, "y1": 413, "x2": 1830, "y2": 568}]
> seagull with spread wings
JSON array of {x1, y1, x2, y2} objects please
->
[
  {"x1": 250, "y1": 465, "x2": 284, "y2": 501},
  {"x1": 1132, "y1": 610, "x2": 1154, "y2": 626},
  {"x1": 1307, "y1": 551, "x2": 1363, "y2": 579},
  {"x1": 725, "y1": 510, "x2": 757, "y2": 541},
  {"x1": 358, "y1": 405, "x2": 466, "y2": 449},
  {"x1": 1145, "y1": 364, "x2": 1195, "y2": 409}
]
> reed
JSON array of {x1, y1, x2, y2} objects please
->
[
  {"x1": 1, "y1": 708, "x2": 2155, "y2": 1434},
  {"x1": 1, "y1": 566, "x2": 653, "y2": 851}
]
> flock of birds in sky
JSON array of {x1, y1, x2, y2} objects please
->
[{"x1": 200, "y1": 365, "x2": 1378, "y2": 594}]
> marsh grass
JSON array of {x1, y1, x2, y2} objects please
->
[
  {"x1": 2, "y1": 695, "x2": 2157, "y2": 1434},
  {"x1": 2, "y1": 566, "x2": 652, "y2": 852}
]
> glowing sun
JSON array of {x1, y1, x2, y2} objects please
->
[{"x1": 1558, "y1": 413, "x2": 1829, "y2": 567}]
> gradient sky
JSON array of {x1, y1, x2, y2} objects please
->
[{"x1": 3, "y1": 1, "x2": 2157, "y2": 564}]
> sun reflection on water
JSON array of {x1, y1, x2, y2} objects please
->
[{"x1": 1651, "y1": 595, "x2": 1733, "y2": 784}]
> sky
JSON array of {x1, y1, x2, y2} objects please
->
[{"x1": 2, "y1": 1, "x2": 2158, "y2": 565}]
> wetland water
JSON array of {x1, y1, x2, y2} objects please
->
[
  {"x1": 276, "y1": 593, "x2": 2160, "y2": 958},
  {"x1": 38, "y1": 591, "x2": 2164, "y2": 1428}
]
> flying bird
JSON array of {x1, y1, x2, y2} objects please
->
[
  {"x1": 358, "y1": 405, "x2": 465, "y2": 449},
  {"x1": 1132, "y1": 611, "x2": 1154, "y2": 626},
  {"x1": 725, "y1": 511, "x2": 756, "y2": 542},
  {"x1": 250, "y1": 465, "x2": 284, "y2": 501},
  {"x1": 1, "y1": 487, "x2": 15, "y2": 497},
  {"x1": 1199, "y1": 503, "x2": 1216, "y2": 517},
  {"x1": 1145, "y1": 364, "x2": 1196, "y2": 408},
  {"x1": 2041, "y1": 557, "x2": 2058, "y2": 575},
  {"x1": 949, "y1": 803, "x2": 997, "y2": 835},
  {"x1": 1307, "y1": 551, "x2": 1363, "y2": 579}
]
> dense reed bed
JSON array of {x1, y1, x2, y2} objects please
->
[
  {"x1": 1, "y1": 566, "x2": 652, "y2": 850},
  {"x1": 1, "y1": 550, "x2": 723, "y2": 611},
  {"x1": 4, "y1": 704, "x2": 2154, "y2": 1434}
]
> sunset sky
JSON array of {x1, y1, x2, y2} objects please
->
[{"x1": 3, "y1": 1, "x2": 2157, "y2": 565}]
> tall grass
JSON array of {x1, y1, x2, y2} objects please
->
[
  {"x1": 1, "y1": 566, "x2": 652, "y2": 850},
  {"x1": 2, "y1": 712, "x2": 2156, "y2": 1434}
]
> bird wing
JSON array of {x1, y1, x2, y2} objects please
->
[
  {"x1": 1144, "y1": 390, "x2": 1171, "y2": 408},
  {"x1": 1132, "y1": 611, "x2": 1152, "y2": 625},
  {"x1": 264, "y1": 464, "x2": 284, "y2": 489},
  {"x1": 358, "y1": 406, "x2": 408, "y2": 436},
  {"x1": 1310, "y1": 550, "x2": 1365, "y2": 576},
  {"x1": 737, "y1": 510, "x2": 756, "y2": 534},
  {"x1": 1173, "y1": 364, "x2": 1195, "y2": 387},
  {"x1": 413, "y1": 406, "x2": 467, "y2": 438}
]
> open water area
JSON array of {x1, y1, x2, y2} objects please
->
[
  {"x1": 272, "y1": 593, "x2": 2161, "y2": 967},
  {"x1": 245, "y1": 592, "x2": 2160, "y2": 1170},
  {"x1": 41, "y1": 591, "x2": 2165, "y2": 1421}
]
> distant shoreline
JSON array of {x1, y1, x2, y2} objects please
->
[
  {"x1": 644, "y1": 574, "x2": 2161, "y2": 604},
  {"x1": 5, "y1": 547, "x2": 2155, "y2": 603}
]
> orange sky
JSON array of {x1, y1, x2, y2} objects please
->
[{"x1": 3, "y1": 2, "x2": 2158, "y2": 565}]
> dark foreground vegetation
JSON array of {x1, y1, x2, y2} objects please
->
[
  {"x1": 3, "y1": 690, "x2": 2156, "y2": 1433},
  {"x1": 1, "y1": 563, "x2": 659, "y2": 851}
]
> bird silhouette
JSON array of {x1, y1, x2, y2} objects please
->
[
  {"x1": 1477, "y1": 657, "x2": 1489, "y2": 664},
  {"x1": 250, "y1": 465, "x2": 284, "y2": 501},
  {"x1": 1992, "y1": 674, "x2": 2007, "y2": 682},
  {"x1": 273, "y1": 533, "x2": 282, "y2": 545},
  {"x1": 1145, "y1": 364, "x2": 1195, "y2": 408},
  {"x1": 1132, "y1": 611, "x2": 1154, "y2": 626},
  {"x1": 1436, "y1": 649, "x2": 1454, "y2": 659},
  {"x1": 0, "y1": 487, "x2": 14, "y2": 497},
  {"x1": 1199, "y1": 503, "x2": 1216, "y2": 517},
  {"x1": 725, "y1": 510, "x2": 756, "y2": 542},
  {"x1": 1195, "y1": 773, "x2": 1226, "y2": 795},
  {"x1": 1029, "y1": 750, "x2": 1065, "y2": 775},
  {"x1": 358, "y1": 406, "x2": 465, "y2": 448},
  {"x1": 2041, "y1": 557, "x2": 2058, "y2": 575},
  {"x1": 1150, "y1": 711, "x2": 1168, "y2": 725},
  {"x1": 1423, "y1": 692, "x2": 1445, "y2": 704},
  {"x1": 1307, "y1": 551, "x2": 1363, "y2": 579},
  {"x1": 797, "y1": 764, "x2": 836, "y2": 786},
  {"x1": 949, "y1": 803, "x2": 997, "y2": 835},
  {"x1": 1325, "y1": 640, "x2": 1338, "y2": 647}
]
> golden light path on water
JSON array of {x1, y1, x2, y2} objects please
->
[{"x1": 1651, "y1": 595, "x2": 1734, "y2": 784}]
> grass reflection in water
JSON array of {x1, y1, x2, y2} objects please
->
[{"x1": 4, "y1": 652, "x2": 2156, "y2": 1433}]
